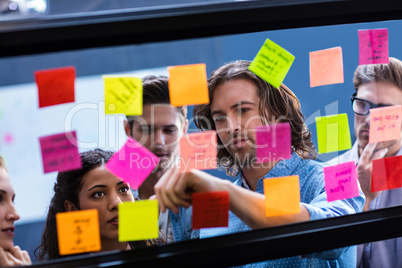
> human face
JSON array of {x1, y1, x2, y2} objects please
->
[
  {"x1": 77, "y1": 167, "x2": 134, "y2": 241},
  {"x1": 0, "y1": 168, "x2": 20, "y2": 250},
  {"x1": 354, "y1": 81, "x2": 402, "y2": 156},
  {"x1": 126, "y1": 104, "x2": 185, "y2": 174},
  {"x1": 210, "y1": 79, "x2": 265, "y2": 167}
]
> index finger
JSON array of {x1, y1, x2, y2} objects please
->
[{"x1": 359, "y1": 142, "x2": 378, "y2": 164}]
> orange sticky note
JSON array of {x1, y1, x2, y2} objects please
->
[
  {"x1": 310, "y1": 47, "x2": 344, "y2": 87},
  {"x1": 369, "y1": 105, "x2": 402, "y2": 143},
  {"x1": 264, "y1": 176, "x2": 300, "y2": 217},
  {"x1": 168, "y1": 63, "x2": 209, "y2": 106},
  {"x1": 35, "y1": 66, "x2": 76, "y2": 108},
  {"x1": 179, "y1": 131, "x2": 217, "y2": 172},
  {"x1": 192, "y1": 191, "x2": 229, "y2": 229},
  {"x1": 56, "y1": 209, "x2": 101, "y2": 256}
]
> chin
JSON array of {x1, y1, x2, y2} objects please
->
[{"x1": 0, "y1": 241, "x2": 14, "y2": 251}]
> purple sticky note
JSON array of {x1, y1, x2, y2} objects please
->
[
  {"x1": 255, "y1": 122, "x2": 291, "y2": 163},
  {"x1": 358, "y1": 28, "x2": 389, "y2": 65},
  {"x1": 39, "y1": 131, "x2": 82, "y2": 174},
  {"x1": 323, "y1": 161, "x2": 359, "y2": 202},
  {"x1": 105, "y1": 138, "x2": 159, "y2": 190}
]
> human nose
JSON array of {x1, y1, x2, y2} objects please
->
[
  {"x1": 153, "y1": 129, "x2": 165, "y2": 147},
  {"x1": 6, "y1": 203, "x2": 20, "y2": 222},
  {"x1": 227, "y1": 114, "x2": 241, "y2": 133},
  {"x1": 108, "y1": 193, "x2": 123, "y2": 211}
]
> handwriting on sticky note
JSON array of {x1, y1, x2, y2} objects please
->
[
  {"x1": 118, "y1": 200, "x2": 159, "y2": 241},
  {"x1": 105, "y1": 137, "x2": 159, "y2": 189},
  {"x1": 35, "y1": 66, "x2": 75, "y2": 108},
  {"x1": 264, "y1": 176, "x2": 300, "y2": 217},
  {"x1": 369, "y1": 105, "x2": 402, "y2": 143},
  {"x1": 104, "y1": 77, "x2": 143, "y2": 115},
  {"x1": 249, "y1": 38, "x2": 295, "y2": 89},
  {"x1": 56, "y1": 209, "x2": 101, "y2": 256},
  {"x1": 255, "y1": 122, "x2": 291, "y2": 163},
  {"x1": 192, "y1": 191, "x2": 229, "y2": 229},
  {"x1": 39, "y1": 131, "x2": 82, "y2": 174},
  {"x1": 309, "y1": 47, "x2": 344, "y2": 87},
  {"x1": 179, "y1": 131, "x2": 217, "y2": 172},
  {"x1": 324, "y1": 161, "x2": 359, "y2": 202},
  {"x1": 168, "y1": 63, "x2": 209, "y2": 107},
  {"x1": 315, "y1": 113, "x2": 352, "y2": 154},
  {"x1": 372, "y1": 155, "x2": 402, "y2": 192},
  {"x1": 359, "y1": 29, "x2": 389, "y2": 65}
]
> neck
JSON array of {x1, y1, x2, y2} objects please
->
[
  {"x1": 138, "y1": 172, "x2": 162, "y2": 199},
  {"x1": 101, "y1": 238, "x2": 127, "y2": 252},
  {"x1": 241, "y1": 160, "x2": 279, "y2": 191}
]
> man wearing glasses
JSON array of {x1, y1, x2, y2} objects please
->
[{"x1": 329, "y1": 57, "x2": 402, "y2": 268}]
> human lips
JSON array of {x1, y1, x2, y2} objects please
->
[
  {"x1": 231, "y1": 137, "x2": 247, "y2": 147},
  {"x1": 153, "y1": 150, "x2": 169, "y2": 158},
  {"x1": 1, "y1": 227, "x2": 15, "y2": 237},
  {"x1": 108, "y1": 216, "x2": 118, "y2": 226}
]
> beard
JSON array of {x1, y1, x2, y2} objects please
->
[{"x1": 226, "y1": 134, "x2": 257, "y2": 169}]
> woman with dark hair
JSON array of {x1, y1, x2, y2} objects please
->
[{"x1": 35, "y1": 149, "x2": 162, "y2": 261}]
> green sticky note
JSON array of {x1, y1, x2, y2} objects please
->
[
  {"x1": 118, "y1": 200, "x2": 159, "y2": 242},
  {"x1": 249, "y1": 38, "x2": 295, "y2": 88},
  {"x1": 104, "y1": 77, "x2": 143, "y2": 116},
  {"x1": 316, "y1": 113, "x2": 352, "y2": 154}
]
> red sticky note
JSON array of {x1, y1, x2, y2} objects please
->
[
  {"x1": 323, "y1": 161, "x2": 359, "y2": 202},
  {"x1": 179, "y1": 131, "x2": 217, "y2": 172},
  {"x1": 39, "y1": 131, "x2": 82, "y2": 174},
  {"x1": 168, "y1": 63, "x2": 209, "y2": 107},
  {"x1": 310, "y1": 47, "x2": 344, "y2": 87},
  {"x1": 192, "y1": 191, "x2": 229, "y2": 229},
  {"x1": 105, "y1": 137, "x2": 159, "y2": 190},
  {"x1": 35, "y1": 66, "x2": 76, "y2": 108},
  {"x1": 371, "y1": 155, "x2": 402, "y2": 192},
  {"x1": 358, "y1": 29, "x2": 389, "y2": 65},
  {"x1": 369, "y1": 105, "x2": 402, "y2": 143},
  {"x1": 255, "y1": 122, "x2": 291, "y2": 163}
]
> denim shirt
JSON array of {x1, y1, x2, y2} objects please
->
[{"x1": 200, "y1": 152, "x2": 365, "y2": 267}]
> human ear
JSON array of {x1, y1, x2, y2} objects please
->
[
  {"x1": 124, "y1": 119, "x2": 132, "y2": 137},
  {"x1": 64, "y1": 200, "x2": 77, "y2": 212},
  {"x1": 182, "y1": 119, "x2": 189, "y2": 136}
]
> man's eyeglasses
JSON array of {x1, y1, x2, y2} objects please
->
[{"x1": 351, "y1": 94, "x2": 392, "y2": 116}]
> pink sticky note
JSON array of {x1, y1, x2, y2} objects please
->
[
  {"x1": 369, "y1": 105, "x2": 402, "y2": 143},
  {"x1": 179, "y1": 131, "x2": 217, "y2": 172},
  {"x1": 309, "y1": 47, "x2": 344, "y2": 88},
  {"x1": 105, "y1": 138, "x2": 159, "y2": 189},
  {"x1": 358, "y1": 29, "x2": 389, "y2": 65},
  {"x1": 323, "y1": 161, "x2": 359, "y2": 202},
  {"x1": 39, "y1": 131, "x2": 82, "y2": 174},
  {"x1": 255, "y1": 122, "x2": 291, "y2": 163},
  {"x1": 35, "y1": 66, "x2": 76, "y2": 108}
]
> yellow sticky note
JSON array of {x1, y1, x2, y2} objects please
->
[
  {"x1": 104, "y1": 77, "x2": 143, "y2": 115},
  {"x1": 264, "y1": 176, "x2": 300, "y2": 217},
  {"x1": 310, "y1": 47, "x2": 344, "y2": 87},
  {"x1": 249, "y1": 38, "x2": 295, "y2": 88},
  {"x1": 119, "y1": 200, "x2": 159, "y2": 241},
  {"x1": 168, "y1": 63, "x2": 209, "y2": 106},
  {"x1": 56, "y1": 209, "x2": 101, "y2": 256},
  {"x1": 316, "y1": 113, "x2": 352, "y2": 154}
]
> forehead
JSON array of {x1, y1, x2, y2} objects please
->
[
  {"x1": 133, "y1": 104, "x2": 182, "y2": 126},
  {"x1": 210, "y1": 79, "x2": 259, "y2": 111},
  {"x1": 0, "y1": 168, "x2": 14, "y2": 195},
  {"x1": 81, "y1": 167, "x2": 121, "y2": 189},
  {"x1": 357, "y1": 81, "x2": 402, "y2": 105}
]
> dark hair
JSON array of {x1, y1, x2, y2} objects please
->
[
  {"x1": 193, "y1": 60, "x2": 316, "y2": 176},
  {"x1": 35, "y1": 149, "x2": 161, "y2": 261},
  {"x1": 126, "y1": 75, "x2": 187, "y2": 131},
  {"x1": 353, "y1": 57, "x2": 402, "y2": 93}
]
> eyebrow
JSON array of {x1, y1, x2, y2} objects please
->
[
  {"x1": 88, "y1": 181, "x2": 124, "y2": 191},
  {"x1": 211, "y1": 101, "x2": 256, "y2": 117}
]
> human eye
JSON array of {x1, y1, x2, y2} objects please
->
[
  {"x1": 213, "y1": 115, "x2": 226, "y2": 122},
  {"x1": 92, "y1": 192, "x2": 105, "y2": 198},
  {"x1": 238, "y1": 107, "x2": 250, "y2": 114},
  {"x1": 164, "y1": 127, "x2": 178, "y2": 134},
  {"x1": 119, "y1": 186, "x2": 130, "y2": 194}
]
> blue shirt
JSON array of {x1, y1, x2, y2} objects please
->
[{"x1": 200, "y1": 152, "x2": 365, "y2": 267}]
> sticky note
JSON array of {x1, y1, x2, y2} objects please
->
[
  {"x1": 35, "y1": 66, "x2": 75, "y2": 108},
  {"x1": 56, "y1": 209, "x2": 101, "y2": 256},
  {"x1": 119, "y1": 200, "x2": 159, "y2": 241},
  {"x1": 358, "y1": 29, "x2": 389, "y2": 65},
  {"x1": 105, "y1": 137, "x2": 159, "y2": 189},
  {"x1": 323, "y1": 161, "x2": 359, "y2": 202},
  {"x1": 255, "y1": 122, "x2": 291, "y2": 163},
  {"x1": 39, "y1": 131, "x2": 82, "y2": 174},
  {"x1": 309, "y1": 47, "x2": 344, "y2": 87},
  {"x1": 371, "y1": 155, "x2": 402, "y2": 192},
  {"x1": 316, "y1": 113, "x2": 352, "y2": 154},
  {"x1": 369, "y1": 105, "x2": 402, "y2": 143},
  {"x1": 264, "y1": 176, "x2": 300, "y2": 217},
  {"x1": 249, "y1": 38, "x2": 295, "y2": 88},
  {"x1": 192, "y1": 191, "x2": 229, "y2": 229},
  {"x1": 168, "y1": 63, "x2": 209, "y2": 106},
  {"x1": 104, "y1": 77, "x2": 143, "y2": 115},
  {"x1": 179, "y1": 131, "x2": 217, "y2": 172}
]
